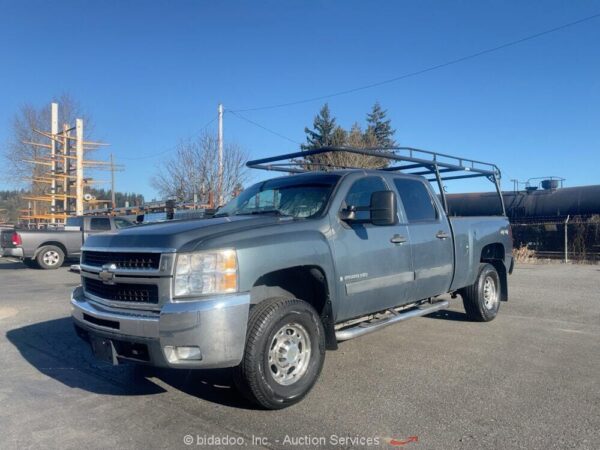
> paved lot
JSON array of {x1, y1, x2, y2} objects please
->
[{"x1": 0, "y1": 258, "x2": 599, "y2": 450}]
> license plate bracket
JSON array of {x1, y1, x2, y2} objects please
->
[{"x1": 90, "y1": 336, "x2": 119, "y2": 365}]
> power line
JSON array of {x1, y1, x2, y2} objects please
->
[
  {"x1": 228, "y1": 110, "x2": 302, "y2": 145},
  {"x1": 231, "y1": 12, "x2": 600, "y2": 112},
  {"x1": 121, "y1": 115, "x2": 219, "y2": 160}
]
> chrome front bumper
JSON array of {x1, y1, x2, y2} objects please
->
[{"x1": 71, "y1": 286, "x2": 250, "y2": 369}]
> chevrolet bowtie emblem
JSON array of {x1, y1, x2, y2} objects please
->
[{"x1": 99, "y1": 263, "x2": 117, "y2": 285}]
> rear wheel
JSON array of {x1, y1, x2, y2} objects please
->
[
  {"x1": 233, "y1": 297, "x2": 326, "y2": 409},
  {"x1": 36, "y1": 245, "x2": 65, "y2": 270},
  {"x1": 461, "y1": 263, "x2": 500, "y2": 322}
]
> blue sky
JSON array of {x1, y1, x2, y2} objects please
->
[{"x1": 1, "y1": 0, "x2": 599, "y2": 200}]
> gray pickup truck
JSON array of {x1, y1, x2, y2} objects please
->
[
  {"x1": 71, "y1": 147, "x2": 513, "y2": 409},
  {"x1": 2, "y1": 215, "x2": 134, "y2": 269}
]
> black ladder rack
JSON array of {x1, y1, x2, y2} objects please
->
[{"x1": 246, "y1": 146, "x2": 506, "y2": 215}]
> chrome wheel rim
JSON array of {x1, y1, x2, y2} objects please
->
[
  {"x1": 43, "y1": 250, "x2": 60, "y2": 266},
  {"x1": 483, "y1": 276, "x2": 498, "y2": 310},
  {"x1": 268, "y1": 322, "x2": 312, "y2": 386}
]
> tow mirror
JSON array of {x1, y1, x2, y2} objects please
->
[
  {"x1": 339, "y1": 205, "x2": 357, "y2": 221},
  {"x1": 370, "y1": 191, "x2": 397, "y2": 226}
]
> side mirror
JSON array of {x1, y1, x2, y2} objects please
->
[
  {"x1": 370, "y1": 191, "x2": 398, "y2": 226},
  {"x1": 339, "y1": 205, "x2": 357, "y2": 221}
]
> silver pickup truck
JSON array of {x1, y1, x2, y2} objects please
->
[
  {"x1": 2, "y1": 216, "x2": 134, "y2": 269},
  {"x1": 71, "y1": 147, "x2": 513, "y2": 409}
]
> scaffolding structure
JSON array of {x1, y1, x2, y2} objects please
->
[{"x1": 19, "y1": 102, "x2": 122, "y2": 225}]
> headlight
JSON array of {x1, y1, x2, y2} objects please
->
[{"x1": 173, "y1": 249, "x2": 238, "y2": 298}]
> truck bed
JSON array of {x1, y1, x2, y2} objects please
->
[
  {"x1": 449, "y1": 216, "x2": 511, "y2": 291},
  {"x1": 15, "y1": 229, "x2": 83, "y2": 259}
]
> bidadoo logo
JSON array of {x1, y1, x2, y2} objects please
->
[{"x1": 387, "y1": 436, "x2": 419, "y2": 446}]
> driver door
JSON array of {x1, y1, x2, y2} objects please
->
[{"x1": 331, "y1": 175, "x2": 415, "y2": 321}]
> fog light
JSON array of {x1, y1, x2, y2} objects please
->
[{"x1": 164, "y1": 345, "x2": 202, "y2": 362}]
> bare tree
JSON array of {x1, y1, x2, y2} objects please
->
[
  {"x1": 3, "y1": 93, "x2": 94, "y2": 191},
  {"x1": 152, "y1": 133, "x2": 248, "y2": 205}
]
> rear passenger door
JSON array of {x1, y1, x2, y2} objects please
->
[{"x1": 393, "y1": 177, "x2": 454, "y2": 300}]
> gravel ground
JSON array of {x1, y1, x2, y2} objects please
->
[{"x1": 0, "y1": 259, "x2": 598, "y2": 450}]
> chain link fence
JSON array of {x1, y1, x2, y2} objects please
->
[{"x1": 511, "y1": 215, "x2": 600, "y2": 263}]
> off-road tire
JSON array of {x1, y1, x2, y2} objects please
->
[
  {"x1": 233, "y1": 297, "x2": 326, "y2": 410},
  {"x1": 36, "y1": 245, "x2": 65, "y2": 270},
  {"x1": 461, "y1": 263, "x2": 500, "y2": 322}
]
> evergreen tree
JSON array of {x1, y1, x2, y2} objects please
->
[
  {"x1": 330, "y1": 126, "x2": 347, "y2": 147},
  {"x1": 300, "y1": 103, "x2": 396, "y2": 170},
  {"x1": 365, "y1": 102, "x2": 396, "y2": 148},
  {"x1": 301, "y1": 104, "x2": 338, "y2": 150}
]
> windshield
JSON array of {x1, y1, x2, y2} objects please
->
[{"x1": 216, "y1": 174, "x2": 340, "y2": 219}]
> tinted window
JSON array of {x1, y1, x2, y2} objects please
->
[
  {"x1": 394, "y1": 178, "x2": 438, "y2": 222},
  {"x1": 90, "y1": 218, "x2": 111, "y2": 231},
  {"x1": 344, "y1": 176, "x2": 387, "y2": 221}
]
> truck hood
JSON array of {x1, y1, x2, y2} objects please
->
[{"x1": 83, "y1": 215, "x2": 286, "y2": 251}]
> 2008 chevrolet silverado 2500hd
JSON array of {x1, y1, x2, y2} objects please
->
[{"x1": 71, "y1": 147, "x2": 513, "y2": 409}]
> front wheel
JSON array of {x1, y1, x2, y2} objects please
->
[
  {"x1": 461, "y1": 263, "x2": 501, "y2": 322},
  {"x1": 233, "y1": 297, "x2": 326, "y2": 409}
]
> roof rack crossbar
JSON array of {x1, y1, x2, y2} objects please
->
[
  {"x1": 411, "y1": 167, "x2": 464, "y2": 176},
  {"x1": 247, "y1": 146, "x2": 500, "y2": 178},
  {"x1": 246, "y1": 146, "x2": 505, "y2": 215},
  {"x1": 426, "y1": 173, "x2": 488, "y2": 182}
]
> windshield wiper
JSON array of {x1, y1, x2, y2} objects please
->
[{"x1": 234, "y1": 210, "x2": 291, "y2": 217}]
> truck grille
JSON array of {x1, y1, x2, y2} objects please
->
[
  {"x1": 83, "y1": 278, "x2": 159, "y2": 304},
  {"x1": 82, "y1": 251, "x2": 161, "y2": 270}
]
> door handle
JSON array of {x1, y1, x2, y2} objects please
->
[
  {"x1": 436, "y1": 231, "x2": 450, "y2": 240},
  {"x1": 390, "y1": 234, "x2": 407, "y2": 244}
]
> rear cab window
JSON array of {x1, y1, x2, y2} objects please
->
[
  {"x1": 393, "y1": 178, "x2": 439, "y2": 222},
  {"x1": 65, "y1": 217, "x2": 83, "y2": 228}
]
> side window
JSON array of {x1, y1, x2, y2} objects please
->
[
  {"x1": 114, "y1": 218, "x2": 133, "y2": 229},
  {"x1": 393, "y1": 178, "x2": 438, "y2": 222},
  {"x1": 344, "y1": 176, "x2": 387, "y2": 221},
  {"x1": 90, "y1": 218, "x2": 111, "y2": 231}
]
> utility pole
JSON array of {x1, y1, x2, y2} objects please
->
[
  {"x1": 50, "y1": 103, "x2": 58, "y2": 223},
  {"x1": 110, "y1": 152, "x2": 116, "y2": 210},
  {"x1": 75, "y1": 119, "x2": 84, "y2": 216},
  {"x1": 564, "y1": 215, "x2": 570, "y2": 263},
  {"x1": 217, "y1": 103, "x2": 224, "y2": 207}
]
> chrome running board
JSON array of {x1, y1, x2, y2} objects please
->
[{"x1": 335, "y1": 300, "x2": 449, "y2": 342}]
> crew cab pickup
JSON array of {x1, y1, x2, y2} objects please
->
[
  {"x1": 71, "y1": 147, "x2": 513, "y2": 409},
  {"x1": 4, "y1": 215, "x2": 134, "y2": 269}
]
